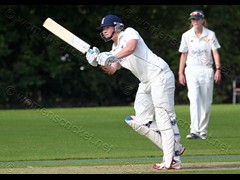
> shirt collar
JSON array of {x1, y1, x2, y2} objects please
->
[
  {"x1": 112, "y1": 31, "x2": 124, "y2": 50},
  {"x1": 190, "y1": 26, "x2": 208, "y2": 38}
]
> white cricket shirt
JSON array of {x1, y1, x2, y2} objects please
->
[
  {"x1": 178, "y1": 27, "x2": 221, "y2": 67},
  {"x1": 111, "y1": 27, "x2": 169, "y2": 83}
]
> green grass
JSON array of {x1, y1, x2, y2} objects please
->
[{"x1": 0, "y1": 104, "x2": 239, "y2": 169}]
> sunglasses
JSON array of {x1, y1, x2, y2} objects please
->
[{"x1": 190, "y1": 11, "x2": 204, "y2": 17}]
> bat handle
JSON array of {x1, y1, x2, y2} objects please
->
[{"x1": 88, "y1": 49, "x2": 94, "y2": 54}]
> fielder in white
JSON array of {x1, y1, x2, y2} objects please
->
[
  {"x1": 86, "y1": 14, "x2": 185, "y2": 170},
  {"x1": 178, "y1": 10, "x2": 222, "y2": 140}
]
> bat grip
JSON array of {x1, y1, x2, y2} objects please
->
[{"x1": 88, "y1": 49, "x2": 94, "y2": 54}]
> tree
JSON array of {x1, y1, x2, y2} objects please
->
[{"x1": 0, "y1": 5, "x2": 239, "y2": 109}]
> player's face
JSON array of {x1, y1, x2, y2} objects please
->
[
  {"x1": 191, "y1": 19, "x2": 204, "y2": 28},
  {"x1": 102, "y1": 26, "x2": 115, "y2": 39}
]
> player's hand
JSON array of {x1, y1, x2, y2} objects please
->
[
  {"x1": 214, "y1": 70, "x2": 221, "y2": 84},
  {"x1": 101, "y1": 65, "x2": 117, "y2": 75},
  {"x1": 96, "y1": 52, "x2": 119, "y2": 66},
  {"x1": 178, "y1": 73, "x2": 186, "y2": 86},
  {"x1": 86, "y1": 47, "x2": 100, "y2": 67}
]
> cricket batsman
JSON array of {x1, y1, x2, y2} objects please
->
[{"x1": 86, "y1": 14, "x2": 185, "y2": 170}]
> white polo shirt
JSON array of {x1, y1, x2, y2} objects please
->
[
  {"x1": 178, "y1": 27, "x2": 221, "y2": 67},
  {"x1": 111, "y1": 27, "x2": 169, "y2": 83}
]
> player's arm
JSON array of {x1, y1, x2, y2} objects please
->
[
  {"x1": 115, "y1": 39, "x2": 137, "y2": 60},
  {"x1": 178, "y1": 52, "x2": 187, "y2": 86},
  {"x1": 212, "y1": 49, "x2": 221, "y2": 83},
  {"x1": 96, "y1": 39, "x2": 138, "y2": 66}
]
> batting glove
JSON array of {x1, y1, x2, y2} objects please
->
[
  {"x1": 96, "y1": 52, "x2": 119, "y2": 66},
  {"x1": 86, "y1": 47, "x2": 100, "y2": 67}
]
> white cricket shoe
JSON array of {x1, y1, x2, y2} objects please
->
[
  {"x1": 153, "y1": 159, "x2": 182, "y2": 170},
  {"x1": 200, "y1": 134, "x2": 207, "y2": 140},
  {"x1": 186, "y1": 133, "x2": 201, "y2": 139}
]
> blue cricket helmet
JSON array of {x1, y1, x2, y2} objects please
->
[
  {"x1": 98, "y1": 14, "x2": 124, "y2": 42},
  {"x1": 98, "y1": 15, "x2": 123, "y2": 29}
]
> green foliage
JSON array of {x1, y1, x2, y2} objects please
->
[{"x1": 0, "y1": 5, "x2": 239, "y2": 108}]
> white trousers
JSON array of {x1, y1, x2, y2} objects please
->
[
  {"x1": 134, "y1": 69, "x2": 176, "y2": 125},
  {"x1": 185, "y1": 66, "x2": 214, "y2": 135},
  {"x1": 133, "y1": 69, "x2": 176, "y2": 167}
]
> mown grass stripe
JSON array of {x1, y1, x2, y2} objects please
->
[{"x1": 0, "y1": 155, "x2": 240, "y2": 168}]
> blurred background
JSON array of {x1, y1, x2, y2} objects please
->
[{"x1": 0, "y1": 5, "x2": 239, "y2": 109}]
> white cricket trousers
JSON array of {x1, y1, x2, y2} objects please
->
[
  {"x1": 185, "y1": 66, "x2": 214, "y2": 135},
  {"x1": 134, "y1": 69, "x2": 176, "y2": 167},
  {"x1": 133, "y1": 69, "x2": 176, "y2": 125}
]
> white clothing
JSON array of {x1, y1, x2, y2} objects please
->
[
  {"x1": 111, "y1": 27, "x2": 175, "y2": 124},
  {"x1": 185, "y1": 66, "x2": 214, "y2": 135},
  {"x1": 111, "y1": 27, "x2": 180, "y2": 166},
  {"x1": 179, "y1": 27, "x2": 220, "y2": 67},
  {"x1": 111, "y1": 27, "x2": 169, "y2": 84},
  {"x1": 179, "y1": 27, "x2": 221, "y2": 135}
]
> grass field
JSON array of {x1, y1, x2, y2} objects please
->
[{"x1": 0, "y1": 104, "x2": 239, "y2": 174}]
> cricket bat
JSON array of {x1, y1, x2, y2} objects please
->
[{"x1": 43, "y1": 17, "x2": 91, "y2": 54}]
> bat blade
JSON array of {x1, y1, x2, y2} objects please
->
[{"x1": 43, "y1": 17, "x2": 90, "y2": 54}]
